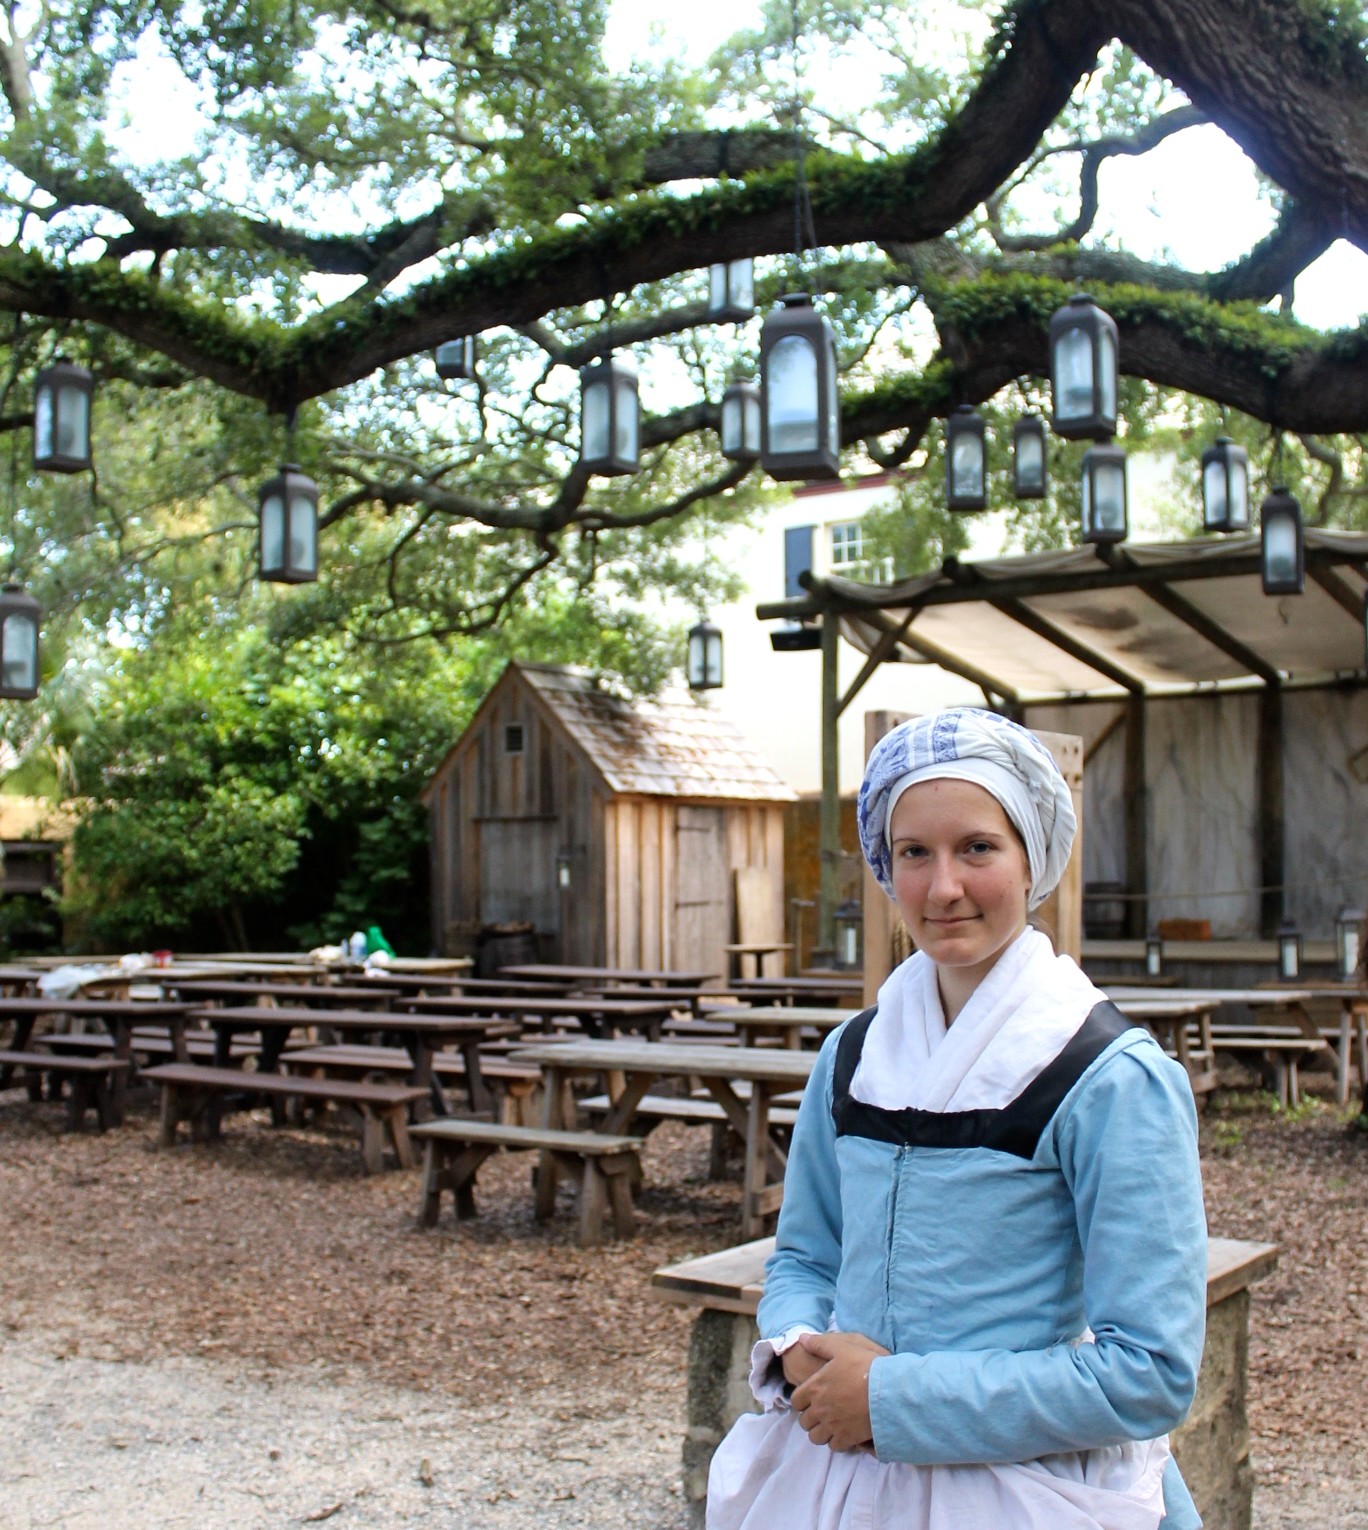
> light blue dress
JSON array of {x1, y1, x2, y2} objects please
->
[{"x1": 710, "y1": 1007, "x2": 1207, "y2": 1530}]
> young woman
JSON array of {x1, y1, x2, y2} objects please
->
[{"x1": 708, "y1": 708, "x2": 1207, "y2": 1530}]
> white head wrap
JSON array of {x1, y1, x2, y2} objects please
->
[{"x1": 856, "y1": 708, "x2": 1076, "y2": 910}]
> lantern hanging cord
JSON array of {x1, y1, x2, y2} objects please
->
[{"x1": 787, "y1": 0, "x2": 821, "y2": 295}]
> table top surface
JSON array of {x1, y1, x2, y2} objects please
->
[
  {"x1": 496, "y1": 964, "x2": 718, "y2": 986},
  {"x1": 0, "y1": 996, "x2": 199, "y2": 1017},
  {"x1": 728, "y1": 975, "x2": 864, "y2": 992},
  {"x1": 405, "y1": 993, "x2": 681, "y2": 1018},
  {"x1": 510, "y1": 1037, "x2": 817, "y2": 1082},
  {"x1": 726, "y1": 1005, "x2": 857, "y2": 1026},
  {"x1": 167, "y1": 980, "x2": 390, "y2": 1002},
  {"x1": 1105, "y1": 986, "x2": 1314, "y2": 1005},
  {"x1": 186, "y1": 1005, "x2": 517, "y2": 1036}
]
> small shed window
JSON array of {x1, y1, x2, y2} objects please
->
[{"x1": 504, "y1": 722, "x2": 525, "y2": 755}]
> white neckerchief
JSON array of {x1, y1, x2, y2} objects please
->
[{"x1": 849, "y1": 927, "x2": 1111, "y2": 1112}]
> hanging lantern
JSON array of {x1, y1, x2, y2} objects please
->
[
  {"x1": 833, "y1": 898, "x2": 863, "y2": 970},
  {"x1": 555, "y1": 851, "x2": 573, "y2": 891},
  {"x1": 720, "y1": 382, "x2": 761, "y2": 463},
  {"x1": 1260, "y1": 486, "x2": 1303, "y2": 595},
  {"x1": 258, "y1": 463, "x2": 319, "y2": 584},
  {"x1": 580, "y1": 354, "x2": 640, "y2": 476},
  {"x1": 687, "y1": 618, "x2": 723, "y2": 690},
  {"x1": 707, "y1": 259, "x2": 755, "y2": 323},
  {"x1": 945, "y1": 406, "x2": 987, "y2": 510},
  {"x1": 435, "y1": 337, "x2": 477, "y2": 381},
  {"x1": 1276, "y1": 918, "x2": 1302, "y2": 981},
  {"x1": 1202, "y1": 436, "x2": 1250, "y2": 533},
  {"x1": 1335, "y1": 907, "x2": 1363, "y2": 981},
  {"x1": 1145, "y1": 933, "x2": 1164, "y2": 979},
  {"x1": 1013, "y1": 415, "x2": 1047, "y2": 499},
  {"x1": 759, "y1": 293, "x2": 840, "y2": 482},
  {"x1": 1049, "y1": 293, "x2": 1118, "y2": 441},
  {"x1": 33, "y1": 357, "x2": 94, "y2": 473},
  {"x1": 0, "y1": 583, "x2": 41, "y2": 700},
  {"x1": 1081, "y1": 443, "x2": 1128, "y2": 544}
]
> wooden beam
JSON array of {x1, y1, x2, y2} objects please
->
[
  {"x1": 989, "y1": 597, "x2": 1146, "y2": 694},
  {"x1": 836, "y1": 609, "x2": 917, "y2": 718},
  {"x1": 1132, "y1": 579, "x2": 1282, "y2": 685},
  {"x1": 818, "y1": 613, "x2": 841, "y2": 959},
  {"x1": 1258, "y1": 685, "x2": 1285, "y2": 937},
  {"x1": 1124, "y1": 695, "x2": 1148, "y2": 939},
  {"x1": 1307, "y1": 563, "x2": 1367, "y2": 624}
]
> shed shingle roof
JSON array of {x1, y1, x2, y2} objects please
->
[{"x1": 519, "y1": 664, "x2": 796, "y2": 802}]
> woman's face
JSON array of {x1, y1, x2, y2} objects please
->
[{"x1": 889, "y1": 777, "x2": 1032, "y2": 989}]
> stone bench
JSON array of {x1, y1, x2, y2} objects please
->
[
  {"x1": 652, "y1": 1234, "x2": 1278, "y2": 1530},
  {"x1": 141, "y1": 1063, "x2": 426, "y2": 1173},
  {"x1": 409, "y1": 1118, "x2": 643, "y2": 1246}
]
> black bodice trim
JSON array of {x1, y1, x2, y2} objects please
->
[{"x1": 831, "y1": 1000, "x2": 1134, "y2": 1160}]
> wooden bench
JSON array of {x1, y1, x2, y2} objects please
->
[
  {"x1": 0, "y1": 1049, "x2": 130, "y2": 1131},
  {"x1": 409, "y1": 1118, "x2": 644, "y2": 1246},
  {"x1": 579, "y1": 1092, "x2": 802, "y2": 1179},
  {"x1": 1208, "y1": 1031, "x2": 1329, "y2": 1107},
  {"x1": 653, "y1": 1234, "x2": 1278, "y2": 1530},
  {"x1": 141, "y1": 1063, "x2": 426, "y2": 1173},
  {"x1": 279, "y1": 1043, "x2": 544, "y2": 1124}
]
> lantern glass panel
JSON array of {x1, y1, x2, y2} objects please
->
[
  {"x1": 825, "y1": 338, "x2": 840, "y2": 459},
  {"x1": 1085, "y1": 460, "x2": 1127, "y2": 536},
  {"x1": 708, "y1": 263, "x2": 727, "y2": 313},
  {"x1": 721, "y1": 392, "x2": 744, "y2": 454},
  {"x1": 261, "y1": 493, "x2": 285, "y2": 570},
  {"x1": 1016, "y1": 429, "x2": 1044, "y2": 492},
  {"x1": 767, "y1": 334, "x2": 819, "y2": 453},
  {"x1": 744, "y1": 391, "x2": 761, "y2": 453},
  {"x1": 1, "y1": 613, "x2": 36, "y2": 691},
  {"x1": 1277, "y1": 925, "x2": 1301, "y2": 980},
  {"x1": 1263, "y1": 517, "x2": 1298, "y2": 585},
  {"x1": 582, "y1": 378, "x2": 610, "y2": 460},
  {"x1": 950, "y1": 431, "x2": 984, "y2": 498},
  {"x1": 1098, "y1": 328, "x2": 1117, "y2": 422},
  {"x1": 1055, "y1": 326, "x2": 1093, "y2": 422},
  {"x1": 1229, "y1": 459, "x2": 1249, "y2": 528},
  {"x1": 288, "y1": 494, "x2": 317, "y2": 574},
  {"x1": 614, "y1": 375, "x2": 639, "y2": 462},
  {"x1": 1203, "y1": 459, "x2": 1227, "y2": 528},
  {"x1": 729, "y1": 259, "x2": 754, "y2": 312}
]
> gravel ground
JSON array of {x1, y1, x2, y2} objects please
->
[{"x1": 1, "y1": 1075, "x2": 1365, "y2": 1529}]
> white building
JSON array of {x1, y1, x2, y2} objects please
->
[{"x1": 702, "y1": 473, "x2": 979, "y2": 797}]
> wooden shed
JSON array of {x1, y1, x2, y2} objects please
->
[{"x1": 421, "y1": 662, "x2": 796, "y2": 976}]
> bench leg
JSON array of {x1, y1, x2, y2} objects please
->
[
  {"x1": 158, "y1": 1083, "x2": 182, "y2": 1146},
  {"x1": 577, "y1": 1158, "x2": 608, "y2": 1247},
  {"x1": 1287, "y1": 1056, "x2": 1300, "y2": 1107},
  {"x1": 533, "y1": 1150, "x2": 560, "y2": 1221},
  {"x1": 361, "y1": 1109, "x2": 385, "y2": 1174},
  {"x1": 708, "y1": 1121, "x2": 731, "y2": 1181},
  {"x1": 65, "y1": 1074, "x2": 94, "y2": 1132},
  {"x1": 1270, "y1": 1055, "x2": 1288, "y2": 1110},
  {"x1": 387, "y1": 1107, "x2": 416, "y2": 1170},
  {"x1": 419, "y1": 1141, "x2": 496, "y2": 1226},
  {"x1": 604, "y1": 1156, "x2": 637, "y2": 1239}
]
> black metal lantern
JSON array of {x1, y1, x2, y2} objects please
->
[
  {"x1": 687, "y1": 618, "x2": 723, "y2": 690},
  {"x1": 720, "y1": 382, "x2": 761, "y2": 462},
  {"x1": 33, "y1": 357, "x2": 94, "y2": 473},
  {"x1": 0, "y1": 583, "x2": 41, "y2": 700},
  {"x1": 258, "y1": 463, "x2": 319, "y2": 584},
  {"x1": 770, "y1": 621, "x2": 823, "y2": 651},
  {"x1": 1201, "y1": 436, "x2": 1250, "y2": 533},
  {"x1": 1049, "y1": 293, "x2": 1118, "y2": 441},
  {"x1": 759, "y1": 293, "x2": 840, "y2": 482},
  {"x1": 1013, "y1": 415, "x2": 1047, "y2": 499},
  {"x1": 580, "y1": 354, "x2": 640, "y2": 476},
  {"x1": 1081, "y1": 443, "x2": 1128, "y2": 544},
  {"x1": 1277, "y1": 918, "x2": 1303, "y2": 981},
  {"x1": 707, "y1": 259, "x2": 755, "y2": 323},
  {"x1": 833, "y1": 898, "x2": 863, "y2": 970},
  {"x1": 1145, "y1": 933, "x2": 1163, "y2": 979},
  {"x1": 435, "y1": 336, "x2": 477, "y2": 381},
  {"x1": 1335, "y1": 906, "x2": 1363, "y2": 981},
  {"x1": 1260, "y1": 486, "x2": 1303, "y2": 595},
  {"x1": 945, "y1": 405, "x2": 987, "y2": 511},
  {"x1": 555, "y1": 851, "x2": 573, "y2": 891}
]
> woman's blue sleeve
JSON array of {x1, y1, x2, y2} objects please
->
[
  {"x1": 868, "y1": 1040, "x2": 1208, "y2": 1465},
  {"x1": 755, "y1": 1029, "x2": 844, "y2": 1340}
]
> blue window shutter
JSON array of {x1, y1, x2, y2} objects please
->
[{"x1": 785, "y1": 524, "x2": 814, "y2": 598}]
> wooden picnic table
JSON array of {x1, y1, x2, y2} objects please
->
[
  {"x1": 727, "y1": 975, "x2": 865, "y2": 1006},
  {"x1": 497, "y1": 963, "x2": 718, "y2": 991},
  {"x1": 1252, "y1": 981, "x2": 1368, "y2": 1107},
  {"x1": 0, "y1": 996, "x2": 199, "y2": 1121},
  {"x1": 511, "y1": 1037, "x2": 815, "y2": 1239},
  {"x1": 403, "y1": 992, "x2": 684, "y2": 1041},
  {"x1": 728, "y1": 1005, "x2": 858, "y2": 1049},
  {"x1": 352, "y1": 972, "x2": 575, "y2": 999},
  {"x1": 184, "y1": 1005, "x2": 518, "y2": 1117},
  {"x1": 1110, "y1": 996, "x2": 1220, "y2": 1095},
  {"x1": 722, "y1": 942, "x2": 794, "y2": 980},
  {"x1": 166, "y1": 979, "x2": 394, "y2": 1009}
]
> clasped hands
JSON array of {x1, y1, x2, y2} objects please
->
[{"x1": 782, "y1": 1331, "x2": 890, "y2": 1454}]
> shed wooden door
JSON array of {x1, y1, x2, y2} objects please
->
[
  {"x1": 478, "y1": 819, "x2": 560, "y2": 933},
  {"x1": 673, "y1": 806, "x2": 729, "y2": 970}
]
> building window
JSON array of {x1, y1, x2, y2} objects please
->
[
  {"x1": 830, "y1": 521, "x2": 864, "y2": 568},
  {"x1": 504, "y1": 723, "x2": 525, "y2": 755}
]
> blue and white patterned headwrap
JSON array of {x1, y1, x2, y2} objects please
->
[{"x1": 857, "y1": 708, "x2": 1076, "y2": 910}]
